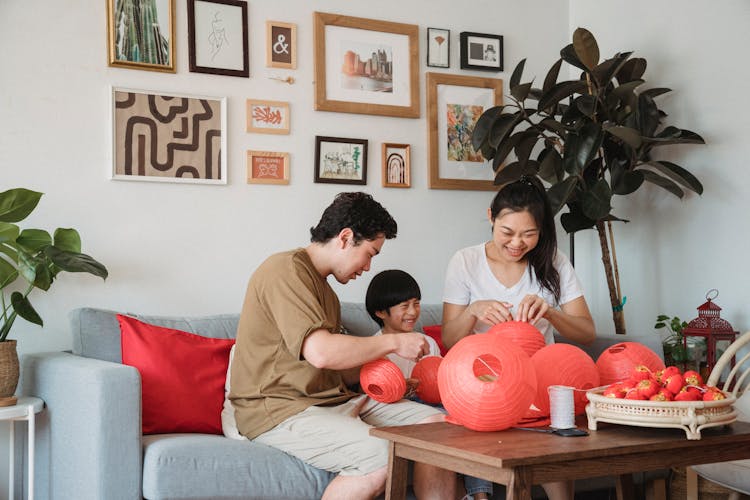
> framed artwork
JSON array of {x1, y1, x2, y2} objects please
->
[
  {"x1": 110, "y1": 87, "x2": 227, "y2": 184},
  {"x1": 246, "y1": 99, "x2": 290, "y2": 134},
  {"x1": 460, "y1": 31, "x2": 503, "y2": 72},
  {"x1": 187, "y1": 0, "x2": 249, "y2": 77},
  {"x1": 266, "y1": 21, "x2": 297, "y2": 69},
  {"x1": 381, "y1": 143, "x2": 410, "y2": 188},
  {"x1": 426, "y1": 72, "x2": 503, "y2": 190},
  {"x1": 427, "y1": 28, "x2": 450, "y2": 68},
  {"x1": 247, "y1": 151, "x2": 289, "y2": 185},
  {"x1": 314, "y1": 136, "x2": 368, "y2": 185},
  {"x1": 107, "y1": 0, "x2": 175, "y2": 72},
  {"x1": 313, "y1": 12, "x2": 419, "y2": 118}
]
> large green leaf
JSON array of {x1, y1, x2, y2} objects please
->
[
  {"x1": 11, "y1": 291, "x2": 43, "y2": 326},
  {"x1": 637, "y1": 93, "x2": 661, "y2": 137},
  {"x1": 510, "y1": 82, "x2": 533, "y2": 102},
  {"x1": 560, "y1": 206, "x2": 597, "y2": 233},
  {"x1": 546, "y1": 177, "x2": 579, "y2": 214},
  {"x1": 643, "y1": 128, "x2": 705, "y2": 146},
  {"x1": 560, "y1": 43, "x2": 589, "y2": 73},
  {"x1": 538, "y1": 80, "x2": 587, "y2": 112},
  {"x1": 563, "y1": 122, "x2": 603, "y2": 175},
  {"x1": 606, "y1": 126, "x2": 643, "y2": 149},
  {"x1": 616, "y1": 57, "x2": 647, "y2": 83},
  {"x1": 543, "y1": 58, "x2": 563, "y2": 93},
  {"x1": 509, "y1": 58, "x2": 526, "y2": 90},
  {"x1": 0, "y1": 188, "x2": 43, "y2": 223},
  {"x1": 513, "y1": 132, "x2": 541, "y2": 167},
  {"x1": 471, "y1": 106, "x2": 506, "y2": 150},
  {"x1": 44, "y1": 246, "x2": 108, "y2": 279},
  {"x1": 640, "y1": 170, "x2": 684, "y2": 198},
  {"x1": 16, "y1": 229, "x2": 52, "y2": 252},
  {"x1": 611, "y1": 169, "x2": 644, "y2": 196},
  {"x1": 591, "y1": 52, "x2": 632, "y2": 87},
  {"x1": 0, "y1": 257, "x2": 17, "y2": 289},
  {"x1": 491, "y1": 130, "x2": 526, "y2": 171},
  {"x1": 0, "y1": 242, "x2": 18, "y2": 265},
  {"x1": 488, "y1": 113, "x2": 521, "y2": 149},
  {"x1": 0, "y1": 222, "x2": 20, "y2": 244},
  {"x1": 575, "y1": 94, "x2": 597, "y2": 117},
  {"x1": 53, "y1": 228, "x2": 82, "y2": 253},
  {"x1": 537, "y1": 148, "x2": 564, "y2": 184},
  {"x1": 17, "y1": 250, "x2": 51, "y2": 290},
  {"x1": 573, "y1": 28, "x2": 599, "y2": 70},
  {"x1": 581, "y1": 179, "x2": 613, "y2": 220},
  {"x1": 643, "y1": 161, "x2": 703, "y2": 194}
]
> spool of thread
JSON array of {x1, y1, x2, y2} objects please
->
[{"x1": 548, "y1": 385, "x2": 575, "y2": 429}]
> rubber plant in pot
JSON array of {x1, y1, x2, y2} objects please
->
[
  {"x1": 0, "y1": 188, "x2": 108, "y2": 405},
  {"x1": 472, "y1": 28, "x2": 704, "y2": 335}
]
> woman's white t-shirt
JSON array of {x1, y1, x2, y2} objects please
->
[{"x1": 442, "y1": 244, "x2": 583, "y2": 343}]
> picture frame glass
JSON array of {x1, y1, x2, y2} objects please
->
[
  {"x1": 437, "y1": 84, "x2": 495, "y2": 182},
  {"x1": 383, "y1": 145, "x2": 409, "y2": 186},
  {"x1": 269, "y1": 24, "x2": 294, "y2": 67},
  {"x1": 467, "y1": 35, "x2": 500, "y2": 67},
  {"x1": 316, "y1": 138, "x2": 367, "y2": 184},
  {"x1": 247, "y1": 151, "x2": 289, "y2": 184},
  {"x1": 247, "y1": 100, "x2": 290, "y2": 134},
  {"x1": 193, "y1": 0, "x2": 245, "y2": 71},
  {"x1": 427, "y1": 28, "x2": 450, "y2": 68},
  {"x1": 109, "y1": 0, "x2": 174, "y2": 71}
]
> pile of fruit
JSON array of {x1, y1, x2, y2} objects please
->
[{"x1": 601, "y1": 365, "x2": 727, "y2": 402}]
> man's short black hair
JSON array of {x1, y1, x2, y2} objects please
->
[
  {"x1": 310, "y1": 192, "x2": 397, "y2": 244},
  {"x1": 365, "y1": 269, "x2": 421, "y2": 327}
]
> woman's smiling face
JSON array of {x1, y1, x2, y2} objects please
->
[{"x1": 489, "y1": 208, "x2": 540, "y2": 262}]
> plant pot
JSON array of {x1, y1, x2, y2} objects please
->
[{"x1": 0, "y1": 339, "x2": 19, "y2": 406}]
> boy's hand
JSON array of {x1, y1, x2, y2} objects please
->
[
  {"x1": 392, "y1": 333, "x2": 429, "y2": 361},
  {"x1": 405, "y1": 378, "x2": 420, "y2": 398}
]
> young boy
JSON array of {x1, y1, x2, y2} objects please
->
[{"x1": 365, "y1": 269, "x2": 493, "y2": 500}]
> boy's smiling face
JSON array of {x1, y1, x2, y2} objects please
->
[{"x1": 376, "y1": 298, "x2": 421, "y2": 334}]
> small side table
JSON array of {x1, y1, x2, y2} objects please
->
[{"x1": 0, "y1": 397, "x2": 44, "y2": 500}]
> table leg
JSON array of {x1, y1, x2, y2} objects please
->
[
  {"x1": 506, "y1": 468, "x2": 533, "y2": 500},
  {"x1": 384, "y1": 441, "x2": 408, "y2": 500},
  {"x1": 616, "y1": 474, "x2": 635, "y2": 500},
  {"x1": 9, "y1": 420, "x2": 14, "y2": 500},
  {"x1": 28, "y1": 411, "x2": 35, "y2": 500}
]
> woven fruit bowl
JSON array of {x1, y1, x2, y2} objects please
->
[{"x1": 585, "y1": 389, "x2": 737, "y2": 440}]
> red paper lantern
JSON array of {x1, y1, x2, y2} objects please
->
[
  {"x1": 360, "y1": 358, "x2": 406, "y2": 403},
  {"x1": 411, "y1": 356, "x2": 442, "y2": 404},
  {"x1": 596, "y1": 342, "x2": 665, "y2": 386},
  {"x1": 487, "y1": 321, "x2": 547, "y2": 357},
  {"x1": 438, "y1": 334, "x2": 536, "y2": 431},
  {"x1": 528, "y1": 344, "x2": 600, "y2": 417}
]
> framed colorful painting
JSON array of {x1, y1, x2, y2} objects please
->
[
  {"x1": 246, "y1": 99, "x2": 290, "y2": 134},
  {"x1": 313, "y1": 12, "x2": 419, "y2": 118},
  {"x1": 187, "y1": 0, "x2": 249, "y2": 77},
  {"x1": 266, "y1": 21, "x2": 297, "y2": 69},
  {"x1": 381, "y1": 143, "x2": 410, "y2": 188},
  {"x1": 426, "y1": 72, "x2": 503, "y2": 190},
  {"x1": 107, "y1": 0, "x2": 175, "y2": 72},
  {"x1": 110, "y1": 87, "x2": 227, "y2": 184},
  {"x1": 247, "y1": 151, "x2": 289, "y2": 185},
  {"x1": 314, "y1": 136, "x2": 368, "y2": 185}
]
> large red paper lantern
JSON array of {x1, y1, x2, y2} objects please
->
[
  {"x1": 487, "y1": 321, "x2": 547, "y2": 357},
  {"x1": 596, "y1": 342, "x2": 665, "y2": 386},
  {"x1": 528, "y1": 344, "x2": 600, "y2": 417},
  {"x1": 438, "y1": 334, "x2": 536, "y2": 431},
  {"x1": 411, "y1": 356, "x2": 442, "y2": 404},
  {"x1": 360, "y1": 358, "x2": 406, "y2": 403}
]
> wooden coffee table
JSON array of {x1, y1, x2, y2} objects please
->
[{"x1": 371, "y1": 419, "x2": 750, "y2": 500}]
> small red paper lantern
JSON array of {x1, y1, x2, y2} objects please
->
[
  {"x1": 360, "y1": 358, "x2": 406, "y2": 403},
  {"x1": 596, "y1": 342, "x2": 665, "y2": 386},
  {"x1": 411, "y1": 356, "x2": 442, "y2": 404},
  {"x1": 528, "y1": 344, "x2": 600, "y2": 417},
  {"x1": 487, "y1": 321, "x2": 547, "y2": 357},
  {"x1": 438, "y1": 334, "x2": 536, "y2": 431}
]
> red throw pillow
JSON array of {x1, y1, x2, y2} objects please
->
[
  {"x1": 118, "y1": 315, "x2": 235, "y2": 435},
  {"x1": 422, "y1": 325, "x2": 448, "y2": 356}
]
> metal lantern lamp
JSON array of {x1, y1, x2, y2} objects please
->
[{"x1": 682, "y1": 289, "x2": 739, "y2": 376}]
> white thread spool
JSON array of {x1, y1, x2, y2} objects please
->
[{"x1": 548, "y1": 385, "x2": 575, "y2": 429}]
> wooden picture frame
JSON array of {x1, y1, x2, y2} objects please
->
[
  {"x1": 460, "y1": 31, "x2": 503, "y2": 72},
  {"x1": 110, "y1": 87, "x2": 227, "y2": 184},
  {"x1": 246, "y1": 99, "x2": 290, "y2": 134},
  {"x1": 247, "y1": 151, "x2": 289, "y2": 185},
  {"x1": 314, "y1": 136, "x2": 368, "y2": 185},
  {"x1": 107, "y1": 0, "x2": 175, "y2": 72},
  {"x1": 426, "y1": 72, "x2": 503, "y2": 190},
  {"x1": 381, "y1": 143, "x2": 410, "y2": 188},
  {"x1": 427, "y1": 28, "x2": 450, "y2": 68},
  {"x1": 187, "y1": 0, "x2": 249, "y2": 77},
  {"x1": 313, "y1": 12, "x2": 419, "y2": 118},
  {"x1": 266, "y1": 21, "x2": 297, "y2": 69}
]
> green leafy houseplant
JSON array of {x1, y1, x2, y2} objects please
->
[
  {"x1": 472, "y1": 28, "x2": 705, "y2": 335},
  {"x1": 0, "y1": 188, "x2": 108, "y2": 342},
  {"x1": 654, "y1": 315, "x2": 689, "y2": 365}
]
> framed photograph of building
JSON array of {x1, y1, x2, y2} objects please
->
[
  {"x1": 187, "y1": 0, "x2": 249, "y2": 77},
  {"x1": 427, "y1": 28, "x2": 450, "y2": 68},
  {"x1": 314, "y1": 136, "x2": 368, "y2": 185},
  {"x1": 381, "y1": 143, "x2": 410, "y2": 188},
  {"x1": 426, "y1": 72, "x2": 503, "y2": 190},
  {"x1": 110, "y1": 87, "x2": 227, "y2": 184},
  {"x1": 107, "y1": 0, "x2": 175, "y2": 72},
  {"x1": 247, "y1": 151, "x2": 289, "y2": 185},
  {"x1": 246, "y1": 99, "x2": 290, "y2": 134},
  {"x1": 313, "y1": 12, "x2": 419, "y2": 118},
  {"x1": 266, "y1": 20, "x2": 297, "y2": 69},
  {"x1": 460, "y1": 31, "x2": 503, "y2": 72}
]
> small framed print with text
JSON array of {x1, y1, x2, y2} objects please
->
[
  {"x1": 247, "y1": 151, "x2": 289, "y2": 185},
  {"x1": 266, "y1": 21, "x2": 297, "y2": 69}
]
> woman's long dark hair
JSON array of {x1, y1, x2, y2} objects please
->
[{"x1": 489, "y1": 177, "x2": 561, "y2": 302}]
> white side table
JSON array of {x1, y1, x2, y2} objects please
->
[{"x1": 0, "y1": 397, "x2": 44, "y2": 500}]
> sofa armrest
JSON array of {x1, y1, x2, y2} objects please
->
[{"x1": 20, "y1": 351, "x2": 142, "y2": 500}]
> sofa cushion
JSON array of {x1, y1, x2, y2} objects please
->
[
  {"x1": 142, "y1": 433, "x2": 333, "y2": 500},
  {"x1": 221, "y1": 345, "x2": 247, "y2": 440},
  {"x1": 119, "y1": 315, "x2": 235, "y2": 435}
]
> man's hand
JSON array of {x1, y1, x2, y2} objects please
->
[{"x1": 392, "y1": 333, "x2": 429, "y2": 361}]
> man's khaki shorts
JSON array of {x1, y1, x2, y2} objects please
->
[{"x1": 254, "y1": 395, "x2": 443, "y2": 476}]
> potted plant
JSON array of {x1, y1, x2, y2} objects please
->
[
  {"x1": 654, "y1": 314, "x2": 704, "y2": 370},
  {"x1": 0, "y1": 188, "x2": 108, "y2": 404},
  {"x1": 472, "y1": 28, "x2": 704, "y2": 335}
]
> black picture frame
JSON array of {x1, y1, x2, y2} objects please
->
[
  {"x1": 314, "y1": 136, "x2": 368, "y2": 185},
  {"x1": 187, "y1": 0, "x2": 249, "y2": 78},
  {"x1": 427, "y1": 27, "x2": 450, "y2": 68},
  {"x1": 460, "y1": 31, "x2": 503, "y2": 72}
]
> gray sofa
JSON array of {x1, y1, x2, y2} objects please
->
[{"x1": 19, "y1": 302, "x2": 663, "y2": 500}]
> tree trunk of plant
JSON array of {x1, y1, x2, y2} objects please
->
[{"x1": 595, "y1": 220, "x2": 627, "y2": 335}]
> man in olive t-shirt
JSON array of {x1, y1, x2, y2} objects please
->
[{"x1": 229, "y1": 192, "x2": 456, "y2": 499}]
